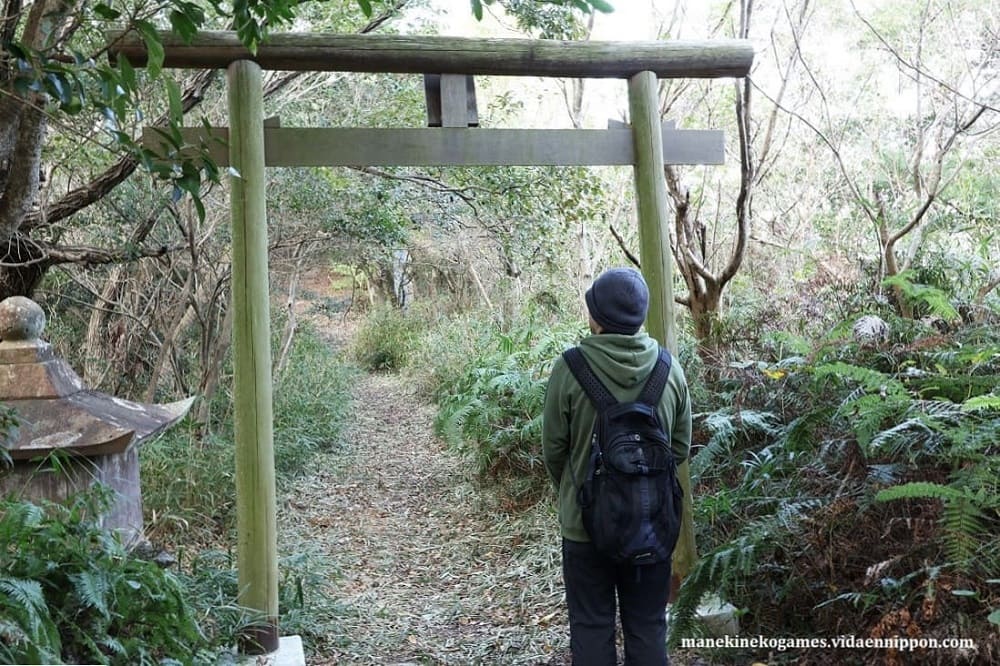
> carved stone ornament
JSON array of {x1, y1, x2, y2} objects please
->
[{"x1": 0, "y1": 296, "x2": 194, "y2": 541}]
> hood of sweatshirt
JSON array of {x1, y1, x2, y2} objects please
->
[{"x1": 577, "y1": 331, "x2": 660, "y2": 390}]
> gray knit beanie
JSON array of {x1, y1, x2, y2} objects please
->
[{"x1": 585, "y1": 268, "x2": 649, "y2": 335}]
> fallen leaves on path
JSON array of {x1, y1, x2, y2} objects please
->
[{"x1": 281, "y1": 371, "x2": 569, "y2": 665}]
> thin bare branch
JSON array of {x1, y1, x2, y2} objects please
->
[
  {"x1": 751, "y1": 78, "x2": 878, "y2": 226},
  {"x1": 608, "y1": 223, "x2": 640, "y2": 268},
  {"x1": 849, "y1": 0, "x2": 1000, "y2": 114},
  {"x1": 720, "y1": 76, "x2": 751, "y2": 286}
]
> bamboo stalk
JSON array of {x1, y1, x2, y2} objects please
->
[{"x1": 228, "y1": 59, "x2": 279, "y2": 654}]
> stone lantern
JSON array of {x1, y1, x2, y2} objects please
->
[{"x1": 0, "y1": 296, "x2": 193, "y2": 543}]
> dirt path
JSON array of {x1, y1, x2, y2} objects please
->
[
  {"x1": 278, "y1": 269, "x2": 700, "y2": 665},
  {"x1": 283, "y1": 346, "x2": 568, "y2": 665}
]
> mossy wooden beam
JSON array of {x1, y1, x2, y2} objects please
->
[
  {"x1": 107, "y1": 30, "x2": 753, "y2": 79},
  {"x1": 142, "y1": 126, "x2": 724, "y2": 167},
  {"x1": 228, "y1": 59, "x2": 279, "y2": 655}
]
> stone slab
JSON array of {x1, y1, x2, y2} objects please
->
[{"x1": 239, "y1": 635, "x2": 305, "y2": 666}]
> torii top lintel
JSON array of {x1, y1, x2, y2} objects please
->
[{"x1": 107, "y1": 31, "x2": 753, "y2": 79}]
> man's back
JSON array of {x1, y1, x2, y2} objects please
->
[
  {"x1": 542, "y1": 331, "x2": 691, "y2": 543},
  {"x1": 541, "y1": 267, "x2": 692, "y2": 666}
]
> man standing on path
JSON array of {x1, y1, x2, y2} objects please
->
[{"x1": 542, "y1": 268, "x2": 692, "y2": 665}]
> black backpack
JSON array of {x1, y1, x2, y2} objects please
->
[{"x1": 563, "y1": 346, "x2": 683, "y2": 566}]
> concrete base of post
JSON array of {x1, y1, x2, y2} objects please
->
[
  {"x1": 668, "y1": 595, "x2": 740, "y2": 637},
  {"x1": 239, "y1": 635, "x2": 306, "y2": 666}
]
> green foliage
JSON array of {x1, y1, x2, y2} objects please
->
[
  {"x1": 814, "y1": 361, "x2": 911, "y2": 449},
  {"x1": 142, "y1": 323, "x2": 355, "y2": 541},
  {"x1": 470, "y1": 0, "x2": 613, "y2": 22},
  {"x1": 350, "y1": 304, "x2": 426, "y2": 371},
  {"x1": 501, "y1": 0, "x2": 591, "y2": 39},
  {"x1": 406, "y1": 308, "x2": 500, "y2": 401},
  {"x1": 883, "y1": 271, "x2": 961, "y2": 321},
  {"x1": 690, "y1": 408, "x2": 782, "y2": 479},
  {"x1": 0, "y1": 486, "x2": 348, "y2": 664},
  {"x1": 0, "y1": 488, "x2": 214, "y2": 665},
  {"x1": 174, "y1": 548, "x2": 347, "y2": 652},
  {"x1": 671, "y1": 316, "x2": 1000, "y2": 656},
  {"x1": 273, "y1": 328, "x2": 358, "y2": 476},
  {"x1": 433, "y1": 316, "x2": 582, "y2": 506},
  {"x1": 877, "y1": 482, "x2": 996, "y2": 569}
]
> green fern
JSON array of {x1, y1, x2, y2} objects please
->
[
  {"x1": 814, "y1": 362, "x2": 912, "y2": 449},
  {"x1": 869, "y1": 418, "x2": 941, "y2": 458},
  {"x1": 963, "y1": 394, "x2": 1000, "y2": 411},
  {"x1": 0, "y1": 488, "x2": 215, "y2": 664},
  {"x1": 668, "y1": 504, "x2": 811, "y2": 647},
  {"x1": 692, "y1": 409, "x2": 782, "y2": 479},
  {"x1": 71, "y1": 570, "x2": 113, "y2": 621},
  {"x1": 431, "y1": 317, "x2": 579, "y2": 502},
  {"x1": 882, "y1": 272, "x2": 960, "y2": 320},
  {"x1": 942, "y1": 495, "x2": 988, "y2": 566},
  {"x1": 876, "y1": 481, "x2": 965, "y2": 503},
  {"x1": 0, "y1": 581, "x2": 61, "y2": 664},
  {"x1": 876, "y1": 482, "x2": 995, "y2": 572}
]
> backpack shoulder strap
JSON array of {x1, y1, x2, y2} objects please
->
[
  {"x1": 637, "y1": 347, "x2": 673, "y2": 407},
  {"x1": 562, "y1": 347, "x2": 617, "y2": 411}
]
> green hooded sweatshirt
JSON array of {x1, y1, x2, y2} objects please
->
[{"x1": 541, "y1": 331, "x2": 692, "y2": 542}]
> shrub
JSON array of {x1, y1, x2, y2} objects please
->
[
  {"x1": 434, "y1": 317, "x2": 583, "y2": 508},
  {"x1": 272, "y1": 327, "x2": 357, "y2": 477},
  {"x1": 406, "y1": 307, "x2": 501, "y2": 401},
  {"x1": 142, "y1": 323, "x2": 355, "y2": 543},
  {"x1": 670, "y1": 319, "x2": 1000, "y2": 662},
  {"x1": 350, "y1": 304, "x2": 425, "y2": 371},
  {"x1": 0, "y1": 487, "x2": 348, "y2": 665},
  {"x1": 0, "y1": 487, "x2": 216, "y2": 665}
]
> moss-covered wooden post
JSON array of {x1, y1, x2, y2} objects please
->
[
  {"x1": 228, "y1": 59, "x2": 279, "y2": 653},
  {"x1": 628, "y1": 70, "x2": 698, "y2": 588}
]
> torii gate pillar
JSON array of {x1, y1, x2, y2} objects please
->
[
  {"x1": 628, "y1": 71, "x2": 696, "y2": 581},
  {"x1": 228, "y1": 59, "x2": 279, "y2": 653}
]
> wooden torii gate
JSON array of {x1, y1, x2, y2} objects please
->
[{"x1": 109, "y1": 30, "x2": 754, "y2": 653}]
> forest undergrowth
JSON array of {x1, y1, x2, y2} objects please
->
[
  {"x1": 353, "y1": 280, "x2": 1000, "y2": 666},
  {"x1": 3, "y1": 266, "x2": 998, "y2": 665}
]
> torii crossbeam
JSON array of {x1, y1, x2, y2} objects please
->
[{"x1": 107, "y1": 29, "x2": 753, "y2": 655}]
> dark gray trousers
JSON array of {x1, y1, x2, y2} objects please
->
[{"x1": 562, "y1": 538, "x2": 672, "y2": 666}]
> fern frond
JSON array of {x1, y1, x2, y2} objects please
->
[
  {"x1": 71, "y1": 570, "x2": 112, "y2": 620},
  {"x1": 776, "y1": 408, "x2": 832, "y2": 453},
  {"x1": 815, "y1": 362, "x2": 906, "y2": 397},
  {"x1": 0, "y1": 576, "x2": 59, "y2": 654},
  {"x1": 775, "y1": 499, "x2": 825, "y2": 530},
  {"x1": 875, "y1": 481, "x2": 964, "y2": 503},
  {"x1": 692, "y1": 409, "x2": 782, "y2": 479},
  {"x1": 941, "y1": 494, "x2": 989, "y2": 572},
  {"x1": 882, "y1": 272, "x2": 960, "y2": 320},
  {"x1": 99, "y1": 635, "x2": 127, "y2": 656},
  {"x1": 962, "y1": 394, "x2": 1000, "y2": 412},
  {"x1": 876, "y1": 482, "x2": 991, "y2": 573},
  {"x1": 869, "y1": 418, "x2": 941, "y2": 457}
]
